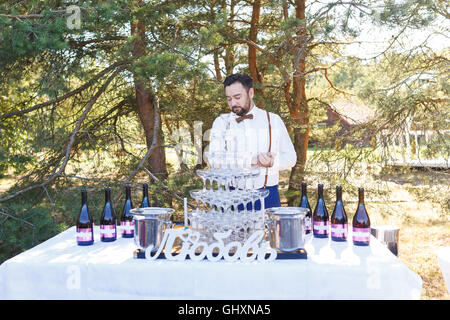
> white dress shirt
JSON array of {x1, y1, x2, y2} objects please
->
[{"x1": 207, "y1": 105, "x2": 297, "y2": 188}]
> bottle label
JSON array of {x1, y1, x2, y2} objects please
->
[
  {"x1": 352, "y1": 227, "x2": 371, "y2": 242},
  {"x1": 121, "y1": 221, "x2": 134, "y2": 235},
  {"x1": 305, "y1": 217, "x2": 311, "y2": 231},
  {"x1": 76, "y1": 227, "x2": 93, "y2": 242},
  {"x1": 100, "y1": 225, "x2": 117, "y2": 239},
  {"x1": 313, "y1": 221, "x2": 329, "y2": 235},
  {"x1": 331, "y1": 223, "x2": 348, "y2": 238}
]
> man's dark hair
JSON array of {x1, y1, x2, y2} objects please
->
[{"x1": 223, "y1": 73, "x2": 253, "y2": 92}]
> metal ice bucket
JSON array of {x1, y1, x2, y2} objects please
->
[
  {"x1": 130, "y1": 207, "x2": 174, "y2": 252},
  {"x1": 265, "y1": 207, "x2": 308, "y2": 252},
  {"x1": 371, "y1": 225, "x2": 400, "y2": 256}
]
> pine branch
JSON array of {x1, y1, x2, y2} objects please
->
[
  {"x1": 304, "y1": 67, "x2": 354, "y2": 96},
  {"x1": 0, "y1": 68, "x2": 121, "y2": 203},
  {"x1": 57, "y1": 174, "x2": 142, "y2": 187},
  {"x1": 0, "y1": 61, "x2": 128, "y2": 120},
  {"x1": 141, "y1": 166, "x2": 195, "y2": 209},
  {"x1": 67, "y1": 36, "x2": 128, "y2": 49},
  {"x1": 120, "y1": 96, "x2": 161, "y2": 185},
  {"x1": 56, "y1": 70, "x2": 121, "y2": 177},
  {"x1": 0, "y1": 208, "x2": 34, "y2": 227},
  {"x1": 0, "y1": 13, "x2": 45, "y2": 19}
]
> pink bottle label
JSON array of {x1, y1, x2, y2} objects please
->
[
  {"x1": 76, "y1": 227, "x2": 93, "y2": 242},
  {"x1": 352, "y1": 227, "x2": 371, "y2": 242},
  {"x1": 331, "y1": 223, "x2": 348, "y2": 238},
  {"x1": 100, "y1": 225, "x2": 117, "y2": 239},
  {"x1": 305, "y1": 217, "x2": 311, "y2": 231},
  {"x1": 121, "y1": 221, "x2": 134, "y2": 235},
  {"x1": 313, "y1": 221, "x2": 329, "y2": 235}
]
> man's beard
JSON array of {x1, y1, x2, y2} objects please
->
[{"x1": 231, "y1": 95, "x2": 252, "y2": 116}]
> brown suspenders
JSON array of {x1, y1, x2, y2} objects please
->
[{"x1": 264, "y1": 110, "x2": 271, "y2": 188}]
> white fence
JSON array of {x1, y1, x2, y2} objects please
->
[{"x1": 378, "y1": 117, "x2": 449, "y2": 168}]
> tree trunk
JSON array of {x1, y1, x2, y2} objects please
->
[
  {"x1": 131, "y1": 4, "x2": 168, "y2": 181},
  {"x1": 224, "y1": 0, "x2": 236, "y2": 75},
  {"x1": 287, "y1": 0, "x2": 309, "y2": 205},
  {"x1": 248, "y1": 0, "x2": 261, "y2": 82},
  {"x1": 135, "y1": 83, "x2": 168, "y2": 181},
  {"x1": 213, "y1": 48, "x2": 223, "y2": 81},
  {"x1": 210, "y1": 2, "x2": 222, "y2": 82}
]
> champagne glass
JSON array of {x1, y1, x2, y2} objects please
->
[
  {"x1": 243, "y1": 151, "x2": 253, "y2": 170},
  {"x1": 196, "y1": 169, "x2": 208, "y2": 192},
  {"x1": 232, "y1": 168, "x2": 244, "y2": 190},
  {"x1": 239, "y1": 168, "x2": 249, "y2": 191},
  {"x1": 219, "y1": 113, "x2": 232, "y2": 129},
  {"x1": 235, "y1": 152, "x2": 245, "y2": 170},
  {"x1": 189, "y1": 190, "x2": 202, "y2": 214},
  {"x1": 209, "y1": 151, "x2": 219, "y2": 169},
  {"x1": 216, "y1": 151, "x2": 227, "y2": 169},
  {"x1": 241, "y1": 190, "x2": 252, "y2": 214},
  {"x1": 250, "y1": 167, "x2": 260, "y2": 190},
  {"x1": 249, "y1": 189, "x2": 260, "y2": 214},
  {"x1": 231, "y1": 191, "x2": 242, "y2": 213},
  {"x1": 209, "y1": 169, "x2": 218, "y2": 192},
  {"x1": 189, "y1": 190, "x2": 207, "y2": 235},
  {"x1": 255, "y1": 189, "x2": 270, "y2": 232},
  {"x1": 231, "y1": 210, "x2": 242, "y2": 242},
  {"x1": 257, "y1": 189, "x2": 270, "y2": 209},
  {"x1": 204, "y1": 151, "x2": 213, "y2": 169},
  {"x1": 224, "y1": 152, "x2": 232, "y2": 170}
]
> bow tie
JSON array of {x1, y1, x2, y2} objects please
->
[{"x1": 236, "y1": 114, "x2": 254, "y2": 123}]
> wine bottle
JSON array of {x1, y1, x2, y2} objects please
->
[
  {"x1": 300, "y1": 182, "x2": 312, "y2": 234},
  {"x1": 120, "y1": 185, "x2": 134, "y2": 238},
  {"x1": 100, "y1": 187, "x2": 117, "y2": 242},
  {"x1": 330, "y1": 185, "x2": 348, "y2": 242},
  {"x1": 76, "y1": 189, "x2": 94, "y2": 246},
  {"x1": 140, "y1": 183, "x2": 150, "y2": 208},
  {"x1": 352, "y1": 187, "x2": 371, "y2": 246},
  {"x1": 313, "y1": 184, "x2": 329, "y2": 238}
]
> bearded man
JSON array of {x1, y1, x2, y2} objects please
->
[{"x1": 207, "y1": 73, "x2": 297, "y2": 210}]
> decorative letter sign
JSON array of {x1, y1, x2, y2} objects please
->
[{"x1": 144, "y1": 228, "x2": 277, "y2": 262}]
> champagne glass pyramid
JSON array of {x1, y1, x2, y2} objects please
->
[{"x1": 190, "y1": 152, "x2": 270, "y2": 245}]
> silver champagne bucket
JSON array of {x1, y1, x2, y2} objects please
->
[
  {"x1": 130, "y1": 207, "x2": 174, "y2": 252},
  {"x1": 371, "y1": 225, "x2": 400, "y2": 256},
  {"x1": 265, "y1": 207, "x2": 308, "y2": 252}
]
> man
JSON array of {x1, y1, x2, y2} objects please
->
[{"x1": 207, "y1": 73, "x2": 297, "y2": 210}]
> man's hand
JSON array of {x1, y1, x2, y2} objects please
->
[{"x1": 256, "y1": 152, "x2": 274, "y2": 167}]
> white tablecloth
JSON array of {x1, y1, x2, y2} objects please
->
[
  {"x1": 437, "y1": 247, "x2": 450, "y2": 294},
  {"x1": 0, "y1": 226, "x2": 422, "y2": 300}
]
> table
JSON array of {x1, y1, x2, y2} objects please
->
[{"x1": 0, "y1": 226, "x2": 422, "y2": 300}]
